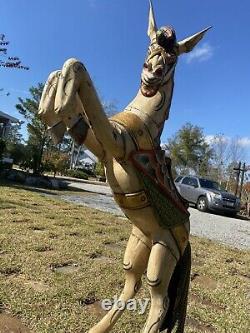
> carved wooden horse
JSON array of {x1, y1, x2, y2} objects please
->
[{"x1": 39, "y1": 2, "x2": 210, "y2": 332}]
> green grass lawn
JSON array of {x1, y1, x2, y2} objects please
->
[{"x1": 0, "y1": 181, "x2": 249, "y2": 332}]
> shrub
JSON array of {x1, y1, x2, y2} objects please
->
[
  {"x1": 65, "y1": 169, "x2": 88, "y2": 180},
  {"x1": 74, "y1": 166, "x2": 95, "y2": 177},
  {"x1": 0, "y1": 138, "x2": 6, "y2": 160},
  {"x1": 94, "y1": 161, "x2": 105, "y2": 177},
  {"x1": 42, "y1": 151, "x2": 69, "y2": 176},
  {"x1": 81, "y1": 168, "x2": 95, "y2": 177}
]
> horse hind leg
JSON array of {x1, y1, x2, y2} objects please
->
[
  {"x1": 142, "y1": 231, "x2": 180, "y2": 333},
  {"x1": 88, "y1": 226, "x2": 151, "y2": 333}
]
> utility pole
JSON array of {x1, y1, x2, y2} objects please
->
[
  {"x1": 239, "y1": 162, "x2": 247, "y2": 200},
  {"x1": 234, "y1": 162, "x2": 241, "y2": 197},
  {"x1": 233, "y1": 162, "x2": 247, "y2": 199}
]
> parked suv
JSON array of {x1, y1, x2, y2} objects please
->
[{"x1": 175, "y1": 176, "x2": 241, "y2": 216}]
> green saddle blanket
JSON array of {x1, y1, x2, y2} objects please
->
[{"x1": 130, "y1": 149, "x2": 189, "y2": 229}]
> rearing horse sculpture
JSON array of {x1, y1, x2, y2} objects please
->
[{"x1": 39, "y1": 2, "x2": 210, "y2": 332}]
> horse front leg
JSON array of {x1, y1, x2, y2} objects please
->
[
  {"x1": 54, "y1": 58, "x2": 125, "y2": 160},
  {"x1": 39, "y1": 69, "x2": 105, "y2": 160},
  {"x1": 39, "y1": 70, "x2": 67, "y2": 143},
  {"x1": 89, "y1": 226, "x2": 151, "y2": 333}
]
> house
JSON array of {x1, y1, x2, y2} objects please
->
[
  {"x1": 71, "y1": 146, "x2": 98, "y2": 170},
  {"x1": 78, "y1": 148, "x2": 98, "y2": 169},
  {"x1": 0, "y1": 110, "x2": 19, "y2": 138}
]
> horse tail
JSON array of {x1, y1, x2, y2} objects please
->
[{"x1": 160, "y1": 241, "x2": 191, "y2": 333}]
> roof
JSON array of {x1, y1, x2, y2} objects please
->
[
  {"x1": 0, "y1": 110, "x2": 19, "y2": 123},
  {"x1": 80, "y1": 148, "x2": 98, "y2": 162}
]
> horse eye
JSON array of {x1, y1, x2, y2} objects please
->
[
  {"x1": 166, "y1": 54, "x2": 177, "y2": 64},
  {"x1": 155, "y1": 68, "x2": 163, "y2": 77}
]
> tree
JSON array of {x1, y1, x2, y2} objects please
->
[
  {"x1": 95, "y1": 161, "x2": 106, "y2": 181},
  {"x1": 5, "y1": 122, "x2": 23, "y2": 144},
  {"x1": 0, "y1": 122, "x2": 33, "y2": 167},
  {"x1": 228, "y1": 136, "x2": 246, "y2": 164},
  {"x1": 103, "y1": 100, "x2": 118, "y2": 117},
  {"x1": 16, "y1": 83, "x2": 49, "y2": 175},
  {"x1": 7, "y1": 143, "x2": 28, "y2": 166},
  {"x1": 164, "y1": 123, "x2": 213, "y2": 176},
  {"x1": 0, "y1": 121, "x2": 26, "y2": 166},
  {"x1": 0, "y1": 34, "x2": 29, "y2": 70},
  {"x1": 209, "y1": 134, "x2": 229, "y2": 183},
  {"x1": 43, "y1": 151, "x2": 69, "y2": 177},
  {"x1": 210, "y1": 134, "x2": 246, "y2": 185},
  {"x1": 0, "y1": 138, "x2": 6, "y2": 160}
]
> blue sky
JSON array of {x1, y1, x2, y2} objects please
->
[{"x1": 1, "y1": 0, "x2": 250, "y2": 162}]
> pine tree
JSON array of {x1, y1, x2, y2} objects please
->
[{"x1": 16, "y1": 84, "x2": 48, "y2": 174}]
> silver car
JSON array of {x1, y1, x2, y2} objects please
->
[{"x1": 175, "y1": 176, "x2": 241, "y2": 216}]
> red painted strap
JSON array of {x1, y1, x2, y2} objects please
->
[{"x1": 129, "y1": 149, "x2": 189, "y2": 217}]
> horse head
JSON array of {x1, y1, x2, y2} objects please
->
[{"x1": 141, "y1": 0, "x2": 211, "y2": 97}]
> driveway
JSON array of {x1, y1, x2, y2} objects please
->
[{"x1": 63, "y1": 180, "x2": 250, "y2": 250}]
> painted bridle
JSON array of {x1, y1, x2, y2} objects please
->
[{"x1": 141, "y1": 26, "x2": 178, "y2": 97}]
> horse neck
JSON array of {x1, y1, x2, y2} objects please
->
[{"x1": 126, "y1": 76, "x2": 174, "y2": 145}]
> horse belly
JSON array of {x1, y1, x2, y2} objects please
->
[{"x1": 105, "y1": 158, "x2": 142, "y2": 193}]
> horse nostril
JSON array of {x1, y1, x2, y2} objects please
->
[
  {"x1": 155, "y1": 68, "x2": 163, "y2": 77},
  {"x1": 144, "y1": 62, "x2": 153, "y2": 72}
]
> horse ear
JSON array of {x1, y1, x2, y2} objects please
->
[
  {"x1": 147, "y1": 0, "x2": 157, "y2": 42},
  {"x1": 176, "y1": 26, "x2": 212, "y2": 55}
]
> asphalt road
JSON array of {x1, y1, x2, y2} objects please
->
[{"x1": 64, "y1": 180, "x2": 250, "y2": 250}]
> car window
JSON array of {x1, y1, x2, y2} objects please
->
[
  {"x1": 182, "y1": 177, "x2": 198, "y2": 187},
  {"x1": 199, "y1": 179, "x2": 221, "y2": 190},
  {"x1": 189, "y1": 178, "x2": 198, "y2": 187},
  {"x1": 175, "y1": 176, "x2": 183, "y2": 183},
  {"x1": 182, "y1": 177, "x2": 192, "y2": 185}
]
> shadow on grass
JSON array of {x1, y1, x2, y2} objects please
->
[
  {"x1": 0, "y1": 179, "x2": 86, "y2": 196},
  {"x1": 0, "y1": 198, "x2": 35, "y2": 209}
]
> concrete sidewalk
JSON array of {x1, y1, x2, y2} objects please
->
[
  {"x1": 66, "y1": 180, "x2": 111, "y2": 196},
  {"x1": 57, "y1": 182, "x2": 250, "y2": 250},
  {"x1": 49, "y1": 174, "x2": 107, "y2": 187}
]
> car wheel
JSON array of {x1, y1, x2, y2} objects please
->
[{"x1": 197, "y1": 196, "x2": 208, "y2": 212}]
